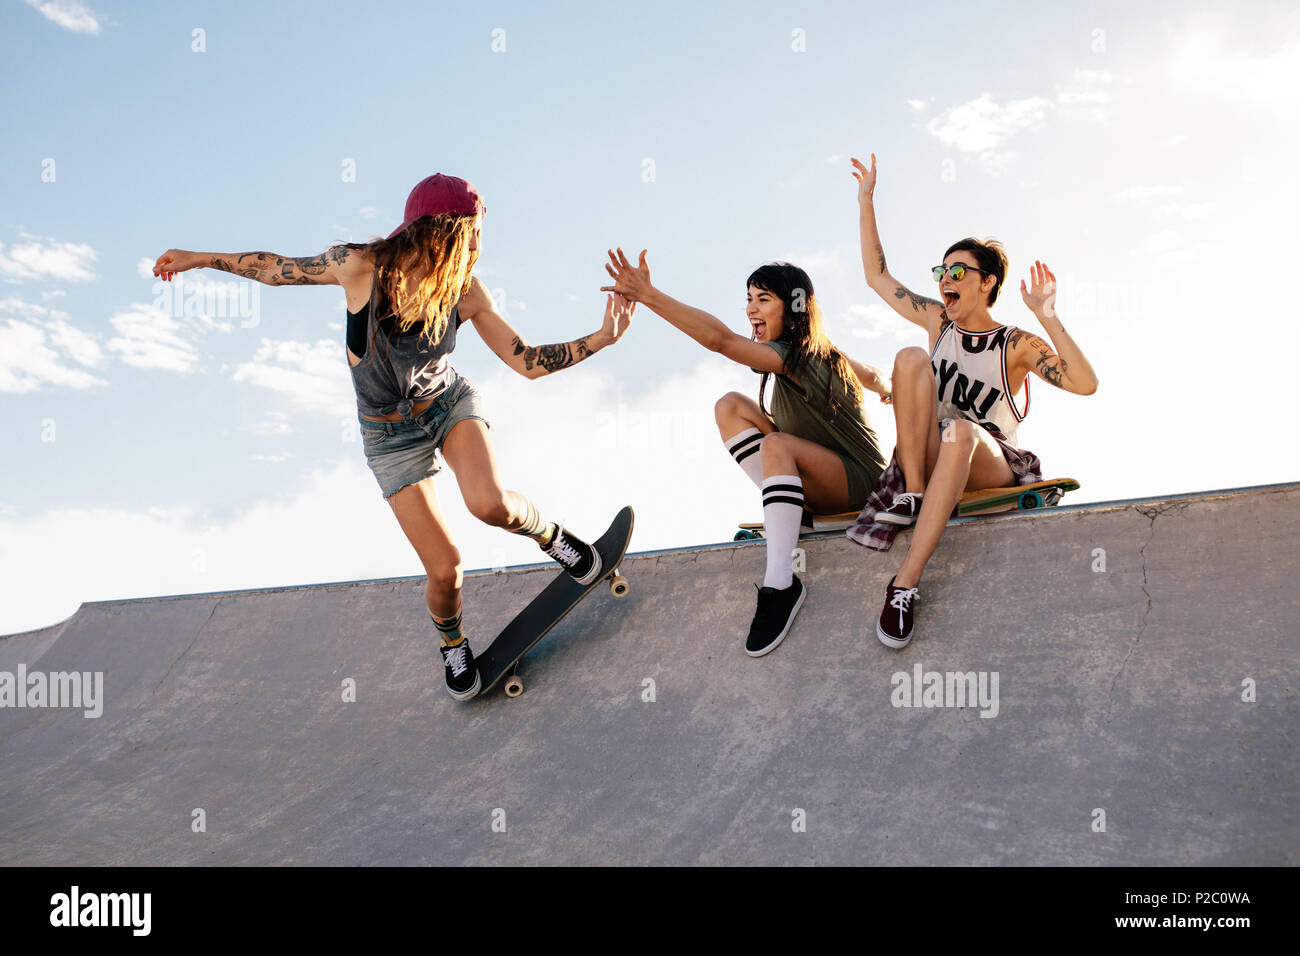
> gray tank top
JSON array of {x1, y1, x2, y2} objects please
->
[{"x1": 347, "y1": 277, "x2": 462, "y2": 418}]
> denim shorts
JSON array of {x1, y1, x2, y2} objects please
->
[{"x1": 358, "y1": 374, "x2": 491, "y2": 498}]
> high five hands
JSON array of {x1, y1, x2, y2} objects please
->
[
  {"x1": 602, "y1": 291, "x2": 636, "y2": 343},
  {"x1": 600, "y1": 248, "x2": 653, "y2": 303}
]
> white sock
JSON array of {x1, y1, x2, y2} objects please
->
[
  {"x1": 725, "y1": 428, "x2": 765, "y2": 489},
  {"x1": 762, "y1": 474, "x2": 804, "y2": 589}
]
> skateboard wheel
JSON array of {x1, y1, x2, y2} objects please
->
[
  {"x1": 504, "y1": 675, "x2": 524, "y2": 698},
  {"x1": 610, "y1": 573, "x2": 630, "y2": 598},
  {"x1": 1018, "y1": 491, "x2": 1044, "y2": 510},
  {"x1": 734, "y1": 530, "x2": 761, "y2": 541}
]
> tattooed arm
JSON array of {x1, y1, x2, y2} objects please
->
[
  {"x1": 459, "y1": 276, "x2": 633, "y2": 380},
  {"x1": 1010, "y1": 261, "x2": 1099, "y2": 395},
  {"x1": 850, "y1": 154, "x2": 948, "y2": 338},
  {"x1": 152, "y1": 245, "x2": 368, "y2": 287}
]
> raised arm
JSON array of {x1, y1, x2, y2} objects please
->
[
  {"x1": 458, "y1": 276, "x2": 631, "y2": 380},
  {"x1": 152, "y1": 245, "x2": 369, "y2": 287},
  {"x1": 1010, "y1": 261, "x2": 1099, "y2": 395},
  {"x1": 599, "y1": 248, "x2": 785, "y2": 374},
  {"x1": 851, "y1": 154, "x2": 948, "y2": 337}
]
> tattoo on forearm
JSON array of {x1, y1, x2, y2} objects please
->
[
  {"x1": 875, "y1": 243, "x2": 887, "y2": 274},
  {"x1": 511, "y1": 335, "x2": 594, "y2": 374},
  {"x1": 208, "y1": 251, "x2": 332, "y2": 285},
  {"x1": 893, "y1": 285, "x2": 941, "y2": 312}
]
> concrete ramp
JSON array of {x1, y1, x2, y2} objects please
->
[{"x1": 1, "y1": 484, "x2": 1296, "y2": 865}]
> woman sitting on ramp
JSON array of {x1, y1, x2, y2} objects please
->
[
  {"x1": 154, "y1": 173, "x2": 634, "y2": 701},
  {"x1": 601, "y1": 250, "x2": 890, "y2": 657},
  {"x1": 846, "y1": 154, "x2": 1099, "y2": 649}
]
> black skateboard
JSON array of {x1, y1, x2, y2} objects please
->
[{"x1": 475, "y1": 506, "x2": 635, "y2": 699}]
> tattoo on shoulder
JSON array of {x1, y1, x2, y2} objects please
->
[{"x1": 893, "y1": 285, "x2": 941, "y2": 313}]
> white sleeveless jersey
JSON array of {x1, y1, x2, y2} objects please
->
[{"x1": 929, "y1": 321, "x2": 1029, "y2": 445}]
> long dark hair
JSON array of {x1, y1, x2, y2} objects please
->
[{"x1": 750, "y1": 262, "x2": 862, "y2": 421}]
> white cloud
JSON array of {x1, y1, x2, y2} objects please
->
[
  {"x1": 926, "y1": 92, "x2": 1054, "y2": 169},
  {"x1": 105, "y1": 304, "x2": 203, "y2": 372},
  {"x1": 0, "y1": 297, "x2": 106, "y2": 393},
  {"x1": 0, "y1": 239, "x2": 99, "y2": 281},
  {"x1": 230, "y1": 338, "x2": 355, "y2": 418},
  {"x1": 906, "y1": 98, "x2": 927, "y2": 111},
  {"x1": 0, "y1": 318, "x2": 107, "y2": 393},
  {"x1": 24, "y1": 0, "x2": 100, "y2": 34},
  {"x1": 358, "y1": 207, "x2": 379, "y2": 220},
  {"x1": 926, "y1": 71, "x2": 1112, "y2": 171}
]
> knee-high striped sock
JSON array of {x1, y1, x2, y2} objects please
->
[
  {"x1": 762, "y1": 474, "x2": 804, "y2": 590},
  {"x1": 432, "y1": 610, "x2": 465, "y2": 647},
  {"x1": 509, "y1": 494, "x2": 556, "y2": 545},
  {"x1": 725, "y1": 428, "x2": 765, "y2": 489}
]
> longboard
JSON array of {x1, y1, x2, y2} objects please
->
[
  {"x1": 475, "y1": 506, "x2": 634, "y2": 699},
  {"x1": 735, "y1": 478, "x2": 1080, "y2": 539}
]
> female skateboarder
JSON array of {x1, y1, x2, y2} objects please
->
[
  {"x1": 154, "y1": 173, "x2": 634, "y2": 700},
  {"x1": 601, "y1": 249, "x2": 889, "y2": 657},
  {"x1": 847, "y1": 154, "x2": 1099, "y2": 648}
]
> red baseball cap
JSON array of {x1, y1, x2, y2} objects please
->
[{"x1": 387, "y1": 173, "x2": 486, "y2": 239}]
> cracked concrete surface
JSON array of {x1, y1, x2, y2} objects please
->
[{"x1": 0, "y1": 484, "x2": 1295, "y2": 865}]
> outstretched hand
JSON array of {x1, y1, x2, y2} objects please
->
[
  {"x1": 850, "y1": 154, "x2": 878, "y2": 205},
  {"x1": 153, "y1": 249, "x2": 201, "y2": 281},
  {"x1": 602, "y1": 292, "x2": 636, "y2": 343},
  {"x1": 600, "y1": 248, "x2": 653, "y2": 303},
  {"x1": 1020, "y1": 260, "x2": 1058, "y2": 320}
]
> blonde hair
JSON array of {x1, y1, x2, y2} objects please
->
[{"x1": 331, "y1": 213, "x2": 480, "y2": 352}]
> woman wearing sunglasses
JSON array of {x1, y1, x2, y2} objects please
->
[
  {"x1": 847, "y1": 154, "x2": 1098, "y2": 649},
  {"x1": 601, "y1": 250, "x2": 890, "y2": 657}
]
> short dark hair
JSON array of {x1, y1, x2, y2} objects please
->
[{"x1": 944, "y1": 237, "x2": 1008, "y2": 306}]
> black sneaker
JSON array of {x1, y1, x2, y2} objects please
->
[
  {"x1": 745, "y1": 574, "x2": 807, "y2": 657},
  {"x1": 440, "y1": 638, "x2": 481, "y2": 700},
  {"x1": 876, "y1": 492, "x2": 923, "y2": 526},
  {"x1": 543, "y1": 524, "x2": 602, "y2": 586},
  {"x1": 876, "y1": 576, "x2": 919, "y2": 649}
]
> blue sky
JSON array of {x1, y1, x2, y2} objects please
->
[{"x1": 2, "y1": 0, "x2": 1297, "y2": 634}]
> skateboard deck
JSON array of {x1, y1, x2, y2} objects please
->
[
  {"x1": 735, "y1": 478, "x2": 1079, "y2": 539},
  {"x1": 475, "y1": 506, "x2": 634, "y2": 699}
]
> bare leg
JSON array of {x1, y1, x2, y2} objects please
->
[
  {"x1": 385, "y1": 478, "x2": 463, "y2": 621},
  {"x1": 758, "y1": 431, "x2": 853, "y2": 514},
  {"x1": 894, "y1": 419, "x2": 1014, "y2": 588},
  {"x1": 714, "y1": 391, "x2": 776, "y2": 441},
  {"x1": 441, "y1": 419, "x2": 548, "y2": 535},
  {"x1": 890, "y1": 348, "x2": 943, "y2": 494}
]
